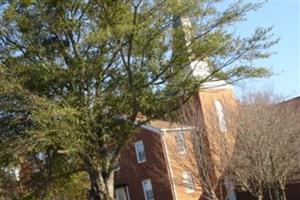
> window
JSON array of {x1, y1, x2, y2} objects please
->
[
  {"x1": 228, "y1": 191, "x2": 237, "y2": 200},
  {"x1": 182, "y1": 171, "x2": 194, "y2": 193},
  {"x1": 224, "y1": 179, "x2": 237, "y2": 200},
  {"x1": 175, "y1": 132, "x2": 186, "y2": 154},
  {"x1": 4, "y1": 166, "x2": 20, "y2": 181},
  {"x1": 142, "y1": 179, "x2": 154, "y2": 200},
  {"x1": 135, "y1": 140, "x2": 146, "y2": 163},
  {"x1": 214, "y1": 100, "x2": 227, "y2": 133},
  {"x1": 115, "y1": 187, "x2": 128, "y2": 200},
  {"x1": 36, "y1": 152, "x2": 46, "y2": 164}
]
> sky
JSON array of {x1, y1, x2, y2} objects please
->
[{"x1": 231, "y1": 0, "x2": 300, "y2": 100}]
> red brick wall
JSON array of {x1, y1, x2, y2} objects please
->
[{"x1": 115, "y1": 128, "x2": 174, "y2": 200}]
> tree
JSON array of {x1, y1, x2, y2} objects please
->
[
  {"x1": 231, "y1": 91, "x2": 300, "y2": 200},
  {"x1": 0, "y1": 0, "x2": 276, "y2": 199}
]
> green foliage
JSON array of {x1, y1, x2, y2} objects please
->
[
  {"x1": 0, "y1": 0, "x2": 277, "y2": 198},
  {"x1": 43, "y1": 172, "x2": 89, "y2": 200}
]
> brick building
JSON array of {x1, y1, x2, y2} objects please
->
[{"x1": 114, "y1": 81, "x2": 237, "y2": 200}]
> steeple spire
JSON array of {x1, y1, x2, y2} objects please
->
[
  {"x1": 174, "y1": 14, "x2": 232, "y2": 89},
  {"x1": 174, "y1": 15, "x2": 211, "y2": 79}
]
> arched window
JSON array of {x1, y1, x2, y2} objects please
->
[
  {"x1": 175, "y1": 132, "x2": 186, "y2": 154},
  {"x1": 214, "y1": 100, "x2": 227, "y2": 133}
]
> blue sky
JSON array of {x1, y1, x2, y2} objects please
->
[{"x1": 232, "y1": 0, "x2": 300, "y2": 99}]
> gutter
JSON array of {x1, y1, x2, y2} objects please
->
[
  {"x1": 141, "y1": 124, "x2": 195, "y2": 134},
  {"x1": 161, "y1": 130, "x2": 178, "y2": 200}
]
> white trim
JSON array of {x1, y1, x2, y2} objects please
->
[
  {"x1": 125, "y1": 186, "x2": 131, "y2": 200},
  {"x1": 115, "y1": 187, "x2": 127, "y2": 200},
  {"x1": 161, "y1": 131, "x2": 178, "y2": 200},
  {"x1": 161, "y1": 127, "x2": 195, "y2": 132},
  {"x1": 141, "y1": 125, "x2": 195, "y2": 134},
  {"x1": 201, "y1": 80, "x2": 234, "y2": 90}
]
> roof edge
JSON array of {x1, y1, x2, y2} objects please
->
[
  {"x1": 141, "y1": 125, "x2": 162, "y2": 134},
  {"x1": 141, "y1": 125, "x2": 195, "y2": 134}
]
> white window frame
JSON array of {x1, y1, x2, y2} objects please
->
[
  {"x1": 214, "y1": 100, "x2": 227, "y2": 133},
  {"x1": 134, "y1": 140, "x2": 146, "y2": 163},
  {"x1": 142, "y1": 179, "x2": 154, "y2": 200},
  {"x1": 182, "y1": 171, "x2": 195, "y2": 193},
  {"x1": 175, "y1": 132, "x2": 186, "y2": 154},
  {"x1": 115, "y1": 187, "x2": 130, "y2": 200}
]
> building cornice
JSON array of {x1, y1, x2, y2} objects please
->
[{"x1": 141, "y1": 125, "x2": 195, "y2": 134}]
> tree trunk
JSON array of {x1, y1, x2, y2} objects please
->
[
  {"x1": 258, "y1": 194, "x2": 264, "y2": 200},
  {"x1": 87, "y1": 168, "x2": 115, "y2": 200},
  {"x1": 267, "y1": 181, "x2": 286, "y2": 200},
  {"x1": 272, "y1": 186, "x2": 286, "y2": 200},
  {"x1": 99, "y1": 171, "x2": 115, "y2": 200},
  {"x1": 278, "y1": 181, "x2": 287, "y2": 200},
  {"x1": 208, "y1": 189, "x2": 219, "y2": 200},
  {"x1": 87, "y1": 169, "x2": 101, "y2": 200},
  {"x1": 268, "y1": 186, "x2": 274, "y2": 200},
  {"x1": 279, "y1": 184, "x2": 287, "y2": 200}
]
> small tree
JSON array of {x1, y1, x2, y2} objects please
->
[{"x1": 231, "y1": 91, "x2": 300, "y2": 200}]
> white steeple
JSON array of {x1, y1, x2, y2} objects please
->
[
  {"x1": 177, "y1": 15, "x2": 232, "y2": 89},
  {"x1": 178, "y1": 16, "x2": 211, "y2": 79}
]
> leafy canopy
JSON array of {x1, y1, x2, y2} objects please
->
[{"x1": 0, "y1": 0, "x2": 276, "y2": 198}]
